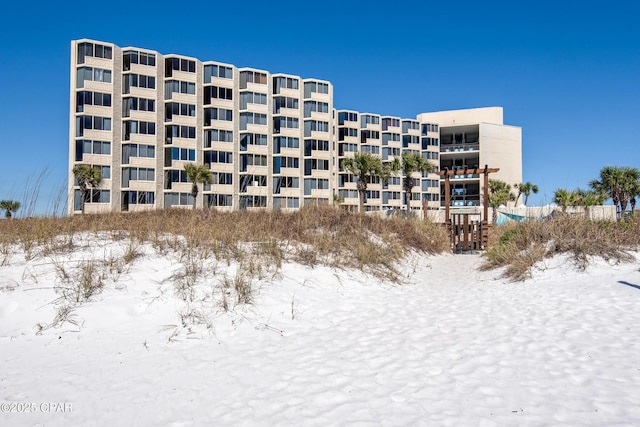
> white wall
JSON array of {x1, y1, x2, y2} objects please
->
[{"x1": 417, "y1": 107, "x2": 504, "y2": 125}]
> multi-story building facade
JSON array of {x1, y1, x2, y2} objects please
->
[{"x1": 69, "y1": 39, "x2": 522, "y2": 215}]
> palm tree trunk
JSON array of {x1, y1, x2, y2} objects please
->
[
  {"x1": 80, "y1": 186, "x2": 87, "y2": 214},
  {"x1": 191, "y1": 184, "x2": 198, "y2": 210},
  {"x1": 356, "y1": 179, "x2": 366, "y2": 213},
  {"x1": 403, "y1": 177, "x2": 410, "y2": 210},
  {"x1": 620, "y1": 198, "x2": 629, "y2": 220}
]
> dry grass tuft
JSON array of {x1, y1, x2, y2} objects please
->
[
  {"x1": 483, "y1": 215, "x2": 640, "y2": 281},
  {"x1": 0, "y1": 206, "x2": 450, "y2": 282}
]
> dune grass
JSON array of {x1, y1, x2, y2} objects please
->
[
  {"x1": 483, "y1": 214, "x2": 640, "y2": 281},
  {"x1": 0, "y1": 205, "x2": 450, "y2": 280},
  {"x1": 0, "y1": 206, "x2": 450, "y2": 331}
]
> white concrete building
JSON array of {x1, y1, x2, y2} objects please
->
[{"x1": 68, "y1": 39, "x2": 522, "y2": 215}]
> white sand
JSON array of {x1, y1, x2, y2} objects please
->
[{"x1": 1, "y1": 234, "x2": 640, "y2": 426}]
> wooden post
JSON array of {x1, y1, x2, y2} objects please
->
[
  {"x1": 483, "y1": 164, "x2": 489, "y2": 223},
  {"x1": 463, "y1": 213, "x2": 469, "y2": 250},
  {"x1": 444, "y1": 169, "x2": 450, "y2": 221}
]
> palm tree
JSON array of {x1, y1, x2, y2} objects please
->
[
  {"x1": 0, "y1": 200, "x2": 20, "y2": 219},
  {"x1": 332, "y1": 193, "x2": 344, "y2": 208},
  {"x1": 573, "y1": 188, "x2": 605, "y2": 219},
  {"x1": 72, "y1": 164, "x2": 102, "y2": 214},
  {"x1": 630, "y1": 179, "x2": 640, "y2": 216},
  {"x1": 488, "y1": 179, "x2": 515, "y2": 224},
  {"x1": 514, "y1": 181, "x2": 539, "y2": 206},
  {"x1": 343, "y1": 152, "x2": 396, "y2": 213},
  {"x1": 399, "y1": 152, "x2": 435, "y2": 211},
  {"x1": 553, "y1": 188, "x2": 574, "y2": 213},
  {"x1": 184, "y1": 163, "x2": 213, "y2": 210},
  {"x1": 620, "y1": 167, "x2": 640, "y2": 218},
  {"x1": 590, "y1": 166, "x2": 640, "y2": 220}
]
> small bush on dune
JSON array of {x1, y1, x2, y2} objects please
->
[{"x1": 483, "y1": 215, "x2": 640, "y2": 281}]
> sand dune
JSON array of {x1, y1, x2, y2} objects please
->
[{"x1": 1, "y1": 234, "x2": 640, "y2": 426}]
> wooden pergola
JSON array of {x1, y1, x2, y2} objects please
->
[{"x1": 437, "y1": 165, "x2": 499, "y2": 252}]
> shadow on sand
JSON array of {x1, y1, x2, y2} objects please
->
[{"x1": 618, "y1": 281, "x2": 640, "y2": 291}]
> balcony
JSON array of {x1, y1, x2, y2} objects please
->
[{"x1": 441, "y1": 144, "x2": 479, "y2": 153}]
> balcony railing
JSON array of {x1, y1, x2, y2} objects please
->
[{"x1": 441, "y1": 145, "x2": 479, "y2": 153}]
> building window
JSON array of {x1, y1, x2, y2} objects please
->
[
  {"x1": 240, "y1": 154, "x2": 268, "y2": 171},
  {"x1": 75, "y1": 140, "x2": 111, "y2": 161},
  {"x1": 204, "y1": 64, "x2": 233, "y2": 83},
  {"x1": 122, "y1": 167, "x2": 155, "y2": 187},
  {"x1": 239, "y1": 195, "x2": 267, "y2": 209},
  {"x1": 273, "y1": 157, "x2": 299, "y2": 174},
  {"x1": 303, "y1": 178, "x2": 329, "y2": 195},
  {"x1": 123, "y1": 120, "x2": 156, "y2": 140},
  {"x1": 338, "y1": 127, "x2": 358, "y2": 141},
  {"x1": 164, "y1": 80, "x2": 196, "y2": 99},
  {"x1": 166, "y1": 147, "x2": 195, "y2": 162},
  {"x1": 273, "y1": 176, "x2": 299, "y2": 193},
  {"x1": 421, "y1": 123, "x2": 439, "y2": 135},
  {"x1": 122, "y1": 74, "x2": 156, "y2": 94},
  {"x1": 204, "y1": 86, "x2": 233, "y2": 104},
  {"x1": 77, "y1": 42, "x2": 112, "y2": 64},
  {"x1": 165, "y1": 57, "x2": 196, "y2": 77},
  {"x1": 208, "y1": 172, "x2": 233, "y2": 185},
  {"x1": 338, "y1": 112, "x2": 358, "y2": 125},
  {"x1": 205, "y1": 194, "x2": 233, "y2": 207},
  {"x1": 239, "y1": 175, "x2": 268, "y2": 192},
  {"x1": 303, "y1": 139, "x2": 329, "y2": 156},
  {"x1": 304, "y1": 120, "x2": 329, "y2": 137},
  {"x1": 240, "y1": 71, "x2": 267, "y2": 88},
  {"x1": 204, "y1": 129, "x2": 234, "y2": 147},
  {"x1": 122, "y1": 143, "x2": 155, "y2": 164},
  {"x1": 76, "y1": 67, "x2": 112, "y2": 88},
  {"x1": 382, "y1": 118, "x2": 400, "y2": 130},
  {"x1": 203, "y1": 150, "x2": 232, "y2": 165},
  {"x1": 164, "y1": 125, "x2": 196, "y2": 143},
  {"x1": 273, "y1": 117, "x2": 299, "y2": 134},
  {"x1": 273, "y1": 197, "x2": 299, "y2": 208},
  {"x1": 122, "y1": 97, "x2": 155, "y2": 117},
  {"x1": 76, "y1": 91, "x2": 112, "y2": 112},
  {"x1": 164, "y1": 192, "x2": 193, "y2": 207},
  {"x1": 239, "y1": 112, "x2": 267, "y2": 130},
  {"x1": 274, "y1": 97, "x2": 299, "y2": 113},
  {"x1": 123, "y1": 191, "x2": 155, "y2": 206},
  {"x1": 164, "y1": 102, "x2": 196, "y2": 121},
  {"x1": 239, "y1": 133, "x2": 267, "y2": 151},
  {"x1": 402, "y1": 121, "x2": 419, "y2": 133},
  {"x1": 402, "y1": 135, "x2": 420, "y2": 147},
  {"x1": 75, "y1": 115, "x2": 112, "y2": 137},
  {"x1": 382, "y1": 132, "x2": 400, "y2": 145},
  {"x1": 361, "y1": 145, "x2": 380, "y2": 155},
  {"x1": 204, "y1": 108, "x2": 233, "y2": 126},
  {"x1": 361, "y1": 114, "x2": 380, "y2": 126},
  {"x1": 273, "y1": 76, "x2": 299, "y2": 93},
  {"x1": 304, "y1": 159, "x2": 329, "y2": 175},
  {"x1": 303, "y1": 82, "x2": 329, "y2": 98},
  {"x1": 123, "y1": 50, "x2": 156, "y2": 71},
  {"x1": 273, "y1": 137, "x2": 300, "y2": 154},
  {"x1": 421, "y1": 137, "x2": 439, "y2": 149},
  {"x1": 303, "y1": 101, "x2": 328, "y2": 117},
  {"x1": 239, "y1": 92, "x2": 267, "y2": 109}
]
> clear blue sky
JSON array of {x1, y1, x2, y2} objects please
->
[{"x1": 1, "y1": 0, "x2": 638, "y2": 215}]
